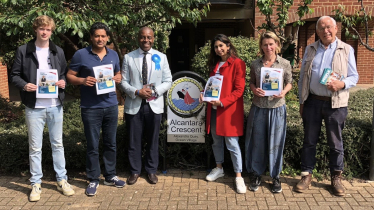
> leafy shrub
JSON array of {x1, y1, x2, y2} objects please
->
[
  {"x1": 191, "y1": 36, "x2": 259, "y2": 101},
  {"x1": 283, "y1": 88, "x2": 374, "y2": 179},
  {"x1": 1, "y1": 88, "x2": 373, "y2": 179},
  {"x1": 0, "y1": 98, "x2": 28, "y2": 172}
]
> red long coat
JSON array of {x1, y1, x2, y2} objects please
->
[{"x1": 206, "y1": 56, "x2": 246, "y2": 136}]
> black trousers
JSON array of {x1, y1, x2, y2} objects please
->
[
  {"x1": 125, "y1": 102, "x2": 162, "y2": 174},
  {"x1": 301, "y1": 96, "x2": 347, "y2": 174}
]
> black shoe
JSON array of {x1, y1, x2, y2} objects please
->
[
  {"x1": 272, "y1": 178, "x2": 282, "y2": 193},
  {"x1": 127, "y1": 174, "x2": 140, "y2": 185},
  {"x1": 148, "y1": 173, "x2": 158, "y2": 184},
  {"x1": 249, "y1": 175, "x2": 261, "y2": 191}
]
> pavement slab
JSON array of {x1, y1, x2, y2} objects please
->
[{"x1": 0, "y1": 172, "x2": 373, "y2": 209}]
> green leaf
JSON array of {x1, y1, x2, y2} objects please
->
[
  {"x1": 78, "y1": 30, "x2": 83, "y2": 38},
  {"x1": 6, "y1": 29, "x2": 12, "y2": 36}
]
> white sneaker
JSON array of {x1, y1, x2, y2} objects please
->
[
  {"x1": 235, "y1": 177, "x2": 246, "y2": 194},
  {"x1": 29, "y1": 183, "x2": 41, "y2": 202},
  {"x1": 206, "y1": 167, "x2": 224, "y2": 181},
  {"x1": 57, "y1": 179, "x2": 75, "y2": 196}
]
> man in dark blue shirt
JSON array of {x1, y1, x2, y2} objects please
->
[{"x1": 67, "y1": 22, "x2": 125, "y2": 196}]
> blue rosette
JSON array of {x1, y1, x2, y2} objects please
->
[{"x1": 152, "y1": 54, "x2": 161, "y2": 71}]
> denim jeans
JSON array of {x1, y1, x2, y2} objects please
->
[
  {"x1": 81, "y1": 105, "x2": 118, "y2": 183},
  {"x1": 25, "y1": 105, "x2": 67, "y2": 185},
  {"x1": 210, "y1": 109, "x2": 242, "y2": 173},
  {"x1": 245, "y1": 104, "x2": 287, "y2": 179},
  {"x1": 301, "y1": 97, "x2": 347, "y2": 173}
]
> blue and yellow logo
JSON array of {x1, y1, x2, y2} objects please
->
[{"x1": 167, "y1": 77, "x2": 204, "y2": 117}]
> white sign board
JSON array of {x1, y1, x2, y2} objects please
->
[
  {"x1": 166, "y1": 77, "x2": 206, "y2": 143},
  {"x1": 167, "y1": 106, "x2": 205, "y2": 143}
]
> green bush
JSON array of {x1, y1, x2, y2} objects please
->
[
  {"x1": 0, "y1": 88, "x2": 373, "y2": 179},
  {"x1": 191, "y1": 35, "x2": 259, "y2": 101},
  {"x1": 283, "y1": 88, "x2": 374, "y2": 179}
]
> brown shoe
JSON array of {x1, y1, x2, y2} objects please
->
[
  {"x1": 148, "y1": 173, "x2": 158, "y2": 184},
  {"x1": 294, "y1": 173, "x2": 312, "y2": 193},
  {"x1": 127, "y1": 174, "x2": 140, "y2": 185},
  {"x1": 331, "y1": 171, "x2": 345, "y2": 196}
]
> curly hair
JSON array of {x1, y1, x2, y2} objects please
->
[{"x1": 32, "y1": 15, "x2": 56, "y2": 31}]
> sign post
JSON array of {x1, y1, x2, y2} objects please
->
[
  {"x1": 163, "y1": 71, "x2": 206, "y2": 172},
  {"x1": 167, "y1": 76, "x2": 205, "y2": 143}
]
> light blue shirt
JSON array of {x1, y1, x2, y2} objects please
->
[{"x1": 298, "y1": 39, "x2": 359, "y2": 103}]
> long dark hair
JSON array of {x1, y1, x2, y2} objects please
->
[{"x1": 207, "y1": 34, "x2": 238, "y2": 72}]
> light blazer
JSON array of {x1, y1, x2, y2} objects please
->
[{"x1": 121, "y1": 48, "x2": 172, "y2": 115}]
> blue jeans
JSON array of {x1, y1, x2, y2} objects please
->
[
  {"x1": 81, "y1": 105, "x2": 118, "y2": 183},
  {"x1": 210, "y1": 109, "x2": 242, "y2": 173},
  {"x1": 245, "y1": 104, "x2": 287, "y2": 179},
  {"x1": 301, "y1": 96, "x2": 347, "y2": 173},
  {"x1": 25, "y1": 106, "x2": 67, "y2": 185}
]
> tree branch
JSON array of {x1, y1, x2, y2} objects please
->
[
  {"x1": 58, "y1": 33, "x2": 79, "y2": 51},
  {"x1": 360, "y1": 0, "x2": 370, "y2": 45},
  {"x1": 140, "y1": 13, "x2": 168, "y2": 28},
  {"x1": 351, "y1": 27, "x2": 374, "y2": 52},
  {"x1": 110, "y1": 32, "x2": 124, "y2": 64},
  {"x1": 249, "y1": 19, "x2": 261, "y2": 36}
]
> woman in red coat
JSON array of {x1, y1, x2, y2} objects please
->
[{"x1": 199, "y1": 34, "x2": 246, "y2": 194}]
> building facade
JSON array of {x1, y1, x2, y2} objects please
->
[{"x1": 253, "y1": 0, "x2": 374, "y2": 84}]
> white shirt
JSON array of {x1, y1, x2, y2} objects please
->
[
  {"x1": 138, "y1": 48, "x2": 152, "y2": 84},
  {"x1": 35, "y1": 46, "x2": 61, "y2": 108},
  {"x1": 215, "y1": 61, "x2": 225, "y2": 75}
]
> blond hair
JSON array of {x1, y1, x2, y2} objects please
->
[
  {"x1": 259, "y1": 31, "x2": 281, "y2": 56},
  {"x1": 32, "y1": 15, "x2": 56, "y2": 31}
]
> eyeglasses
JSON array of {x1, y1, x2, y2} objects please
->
[{"x1": 317, "y1": 25, "x2": 334, "y2": 31}]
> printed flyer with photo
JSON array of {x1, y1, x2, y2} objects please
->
[
  {"x1": 93, "y1": 64, "x2": 115, "y2": 95},
  {"x1": 320, "y1": 68, "x2": 345, "y2": 85},
  {"x1": 203, "y1": 75, "x2": 223, "y2": 102},
  {"x1": 260, "y1": 67, "x2": 283, "y2": 96},
  {"x1": 36, "y1": 69, "x2": 58, "y2": 98}
]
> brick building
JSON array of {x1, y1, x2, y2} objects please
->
[
  {"x1": 271, "y1": 0, "x2": 374, "y2": 84},
  {"x1": 168, "y1": 0, "x2": 374, "y2": 84},
  {"x1": 0, "y1": 63, "x2": 9, "y2": 99}
]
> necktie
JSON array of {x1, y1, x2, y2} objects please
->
[{"x1": 142, "y1": 52, "x2": 148, "y2": 85}]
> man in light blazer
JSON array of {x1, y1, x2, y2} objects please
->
[{"x1": 120, "y1": 27, "x2": 172, "y2": 185}]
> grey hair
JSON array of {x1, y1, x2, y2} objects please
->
[{"x1": 316, "y1": 16, "x2": 337, "y2": 30}]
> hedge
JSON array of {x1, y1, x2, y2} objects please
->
[
  {"x1": 0, "y1": 87, "x2": 373, "y2": 179},
  {"x1": 0, "y1": 37, "x2": 370, "y2": 178}
]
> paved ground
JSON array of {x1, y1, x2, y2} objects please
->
[{"x1": 1, "y1": 170, "x2": 374, "y2": 209}]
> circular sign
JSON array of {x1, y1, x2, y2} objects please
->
[{"x1": 167, "y1": 77, "x2": 204, "y2": 117}]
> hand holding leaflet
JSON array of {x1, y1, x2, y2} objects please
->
[
  {"x1": 260, "y1": 67, "x2": 283, "y2": 96},
  {"x1": 320, "y1": 68, "x2": 345, "y2": 85},
  {"x1": 202, "y1": 75, "x2": 224, "y2": 102},
  {"x1": 93, "y1": 64, "x2": 116, "y2": 95},
  {"x1": 36, "y1": 69, "x2": 58, "y2": 98}
]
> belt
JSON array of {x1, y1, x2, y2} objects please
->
[{"x1": 310, "y1": 94, "x2": 331, "y2": 101}]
